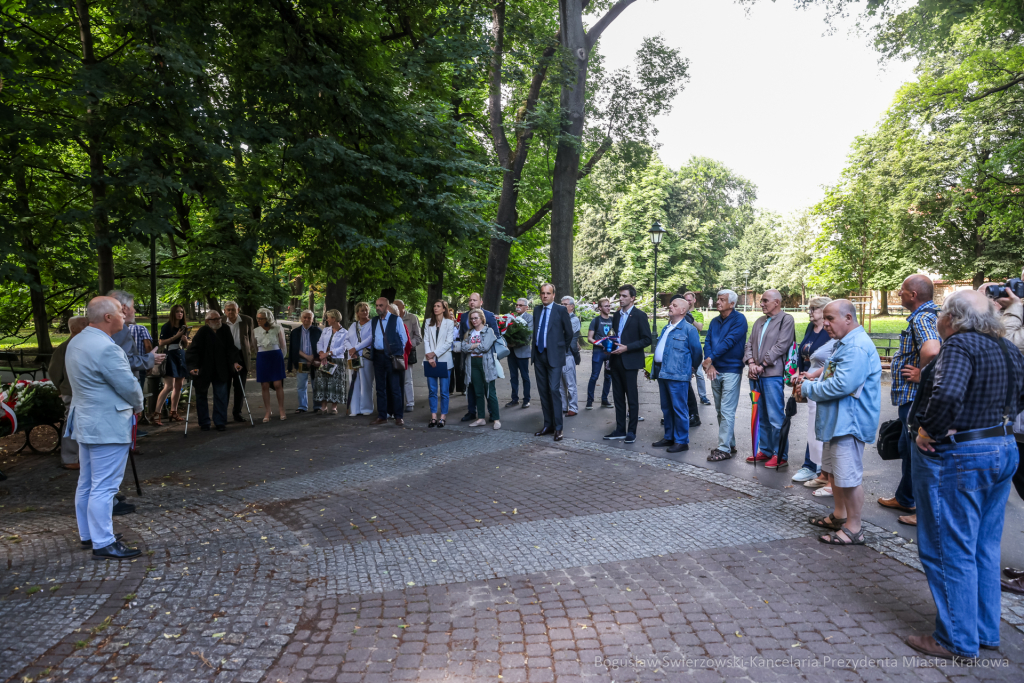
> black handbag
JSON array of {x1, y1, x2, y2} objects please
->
[{"x1": 876, "y1": 419, "x2": 904, "y2": 460}]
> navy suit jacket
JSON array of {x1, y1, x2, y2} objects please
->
[
  {"x1": 531, "y1": 303, "x2": 574, "y2": 368},
  {"x1": 611, "y1": 306, "x2": 653, "y2": 371},
  {"x1": 288, "y1": 324, "x2": 322, "y2": 371}
]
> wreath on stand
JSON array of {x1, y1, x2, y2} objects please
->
[{"x1": 1, "y1": 380, "x2": 65, "y2": 453}]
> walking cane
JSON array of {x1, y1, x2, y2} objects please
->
[
  {"x1": 235, "y1": 370, "x2": 254, "y2": 426},
  {"x1": 183, "y1": 377, "x2": 194, "y2": 437},
  {"x1": 129, "y1": 414, "x2": 142, "y2": 495}
]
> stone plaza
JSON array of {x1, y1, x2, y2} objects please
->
[{"x1": 2, "y1": 358, "x2": 1024, "y2": 683}]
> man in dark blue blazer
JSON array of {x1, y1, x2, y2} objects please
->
[
  {"x1": 287, "y1": 310, "x2": 322, "y2": 413},
  {"x1": 458, "y1": 292, "x2": 500, "y2": 422},
  {"x1": 531, "y1": 283, "x2": 575, "y2": 441},
  {"x1": 604, "y1": 284, "x2": 653, "y2": 443}
]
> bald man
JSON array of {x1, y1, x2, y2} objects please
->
[
  {"x1": 49, "y1": 316, "x2": 89, "y2": 469},
  {"x1": 743, "y1": 289, "x2": 796, "y2": 467},
  {"x1": 878, "y1": 274, "x2": 941, "y2": 525},
  {"x1": 794, "y1": 299, "x2": 881, "y2": 549},
  {"x1": 64, "y1": 297, "x2": 145, "y2": 559}
]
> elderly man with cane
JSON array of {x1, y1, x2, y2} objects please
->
[
  {"x1": 186, "y1": 310, "x2": 243, "y2": 432},
  {"x1": 64, "y1": 296, "x2": 146, "y2": 560}
]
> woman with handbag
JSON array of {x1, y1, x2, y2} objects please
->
[
  {"x1": 254, "y1": 308, "x2": 288, "y2": 421},
  {"x1": 152, "y1": 304, "x2": 190, "y2": 425},
  {"x1": 314, "y1": 309, "x2": 349, "y2": 415},
  {"x1": 424, "y1": 300, "x2": 455, "y2": 428},
  {"x1": 458, "y1": 309, "x2": 500, "y2": 430},
  {"x1": 346, "y1": 302, "x2": 375, "y2": 417}
]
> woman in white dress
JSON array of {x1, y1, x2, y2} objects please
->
[
  {"x1": 346, "y1": 302, "x2": 375, "y2": 416},
  {"x1": 314, "y1": 309, "x2": 348, "y2": 415}
]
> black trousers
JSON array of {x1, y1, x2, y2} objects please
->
[
  {"x1": 1015, "y1": 442, "x2": 1024, "y2": 501},
  {"x1": 534, "y1": 355, "x2": 563, "y2": 431},
  {"x1": 451, "y1": 352, "x2": 467, "y2": 393},
  {"x1": 373, "y1": 353, "x2": 404, "y2": 420},
  {"x1": 687, "y1": 381, "x2": 700, "y2": 421},
  {"x1": 228, "y1": 361, "x2": 248, "y2": 417},
  {"x1": 609, "y1": 356, "x2": 640, "y2": 435}
]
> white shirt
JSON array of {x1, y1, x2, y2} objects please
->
[
  {"x1": 225, "y1": 318, "x2": 242, "y2": 349},
  {"x1": 254, "y1": 324, "x2": 286, "y2": 352},
  {"x1": 317, "y1": 325, "x2": 348, "y2": 358},
  {"x1": 654, "y1": 319, "x2": 681, "y2": 363},
  {"x1": 348, "y1": 320, "x2": 373, "y2": 353},
  {"x1": 618, "y1": 305, "x2": 634, "y2": 338}
]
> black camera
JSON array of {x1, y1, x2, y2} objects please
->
[{"x1": 984, "y1": 277, "x2": 1024, "y2": 300}]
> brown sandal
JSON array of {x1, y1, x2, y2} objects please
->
[
  {"x1": 168, "y1": 411, "x2": 183, "y2": 422},
  {"x1": 151, "y1": 413, "x2": 164, "y2": 426}
]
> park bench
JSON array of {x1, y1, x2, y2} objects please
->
[
  {"x1": 0, "y1": 350, "x2": 51, "y2": 381},
  {"x1": 867, "y1": 333, "x2": 902, "y2": 367}
]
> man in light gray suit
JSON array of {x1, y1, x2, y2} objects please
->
[{"x1": 65, "y1": 296, "x2": 145, "y2": 560}]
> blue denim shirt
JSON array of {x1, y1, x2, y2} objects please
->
[
  {"x1": 800, "y1": 325, "x2": 882, "y2": 443},
  {"x1": 655, "y1": 320, "x2": 703, "y2": 382}
]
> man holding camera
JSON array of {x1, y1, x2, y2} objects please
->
[{"x1": 981, "y1": 273, "x2": 1024, "y2": 596}]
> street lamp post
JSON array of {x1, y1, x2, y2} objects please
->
[{"x1": 650, "y1": 220, "x2": 666, "y2": 334}]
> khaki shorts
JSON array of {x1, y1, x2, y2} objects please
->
[{"x1": 821, "y1": 435, "x2": 865, "y2": 488}]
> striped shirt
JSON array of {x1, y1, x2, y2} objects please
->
[{"x1": 890, "y1": 300, "x2": 940, "y2": 406}]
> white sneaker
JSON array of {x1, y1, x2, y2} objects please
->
[
  {"x1": 493, "y1": 420, "x2": 501, "y2": 430},
  {"x1": 791, "y1": 467, "x2": 816, "y2": 482}
]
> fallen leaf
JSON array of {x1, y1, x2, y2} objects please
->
[
  {"x1": 735, "y1": 631, "x2": 743, "y2": 637},
  {"x1": 212, "y1": 632, "x2": 226, "y2": 639},
  {"x1": 513, "y1": 508, "x2": 517, "y2": 514}
]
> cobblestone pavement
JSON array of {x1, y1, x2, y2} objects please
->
[{"x1": 2, "y1": 378, "x2": 1024, "y2": 682}]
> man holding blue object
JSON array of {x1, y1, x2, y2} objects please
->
[
  {"x1": 64, "y1": 296, "x2": 146, "y2": 560},
  {"x1": 652, "y1": 296, "x2": 703, "y2": 454},
  {"x1": 703, "y1": 289, "x2": 748, "y2": 462}
]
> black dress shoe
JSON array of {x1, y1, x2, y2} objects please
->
[
  {"x1": 690, "y1": 417, "x2": 701, "y2": 427},
  {"x1": 112, "y1": 501, "x2": 135, "y2": 516},
  {"x1": 233, "y1": 414, "x2": 245, "y2": 423},
  {"x1": 505, "y1": 400, "x2": 520, "y2": 408},
  {"x1": 461, "y1": 413, "x2": 477, "y2": 422},
  {"x1": 295, "y1": 408, "x2": 306, "y2": 413},
  {"x1": 534, "y1": 426, "x2": 555, "y2": 437},
  {"x1": 651, "y1": 439, "x2": 674, "y2": 448},
  {"x1": 600, "y1": 402, "x2": 613, "y2": 408},
  {"x1": 667, "y1": 443, "x2": 689, "y2": 453},
  {"x1": 81, "y1": 533, "x2": 122, "y2": 549},
  {"x1": 554, "y1": 430, "x2": 564, "y2": 442},
  {"x1": 93, "y1": 540, "x2": 141, "y2": 560},
  {"x1": 200, "y1": 425, "x2": 211, "y2": 431},
  {"x1": 521, "y1": 401, "x2": 531, "y2": 408},
  {"x1": 1004, "y1": 567, "x2": 1024, "y2": 579},
  {"x1": 216, "y1": 424, "x2": 226, "y2": 432}
]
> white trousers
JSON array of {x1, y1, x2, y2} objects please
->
[
  {"x1": 349, "y1": 366, "x2": 375, "y2": 416},
  {"x1": 807, "y1": 400, "x2": 824, "y2": 465},
  {"x1": 75, "y1": 442, "x2": 131, "y2": 548},
  {"x1": 404, "y1": 365, "x2": 415, "y2": 407}
]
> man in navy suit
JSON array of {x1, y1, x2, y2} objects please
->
[
  {"x1": 531, "y1": 283, "x2": 575, "y2": 441},
  {"x1": 459, "y1": 292, "x2": 500, "y2": 422},
  {"x1": 604, "y1": 284, "x2": 653, "y2": 443}
]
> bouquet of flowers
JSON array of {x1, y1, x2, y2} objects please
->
[
  {"x1": 1, "y1": 379, "x2": 64, "y2": 436},
  {"x1": 496, "y1": 314, "x2": 531, "y2": 348}
]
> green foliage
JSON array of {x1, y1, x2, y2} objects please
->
[{"x1": 720, "y1": 212, "x2": 784, "y2": 294}]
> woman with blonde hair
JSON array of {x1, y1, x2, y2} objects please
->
[
  {"x1": 314, "y1": 309, "x2": 348, "y2": 414},
  {"x1": 792, "y1": 296, "x2": 837, "y2": 494},
  {"x1": 346, "y1": 302, "x2": 375, "y2": 416},
  {"x1": 457, "y1": 309, "x2": 500, "y2": 429},
  {"x1": 254, "y1": 307, "x2": 288, "y2": 421}
]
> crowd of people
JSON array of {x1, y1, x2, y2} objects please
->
[{"x1": 50, "y1": 277, "x2": 1024, "y2": 664}]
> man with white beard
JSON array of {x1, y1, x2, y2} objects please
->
[{"x1": 185, "y1": 310, "x2": 243, "y2": 432}]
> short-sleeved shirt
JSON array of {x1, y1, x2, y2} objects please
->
[
  {"x1": 589, "y1": 316, "x2": 614, "y2": 340},
  {"x1": 160, "y1": 322, "x2": 187, "y2": 346},
  {"x1": 687, "y1": 310, "x2": 704, "y2": 326},
  {"x1": 891, "y1": 300, "x2": 941, "y2": 406},
  {"x1": 130, "y1": 324, "x2": 152, "y2": 356}
]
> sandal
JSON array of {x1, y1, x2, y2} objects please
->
[
  {"x1": 151, "y1": 413, "x2": 164, "y2": 427},
  {"x1": 428, "y1": 419, "x2": 438, "y2": 428},
  {"x1": 707, "y1": 449, "x2": 732, "y2": 462},
  {"x1": 819, "y1": 526, "x2": 866, "y2": 546},
  {"x1": 809, "y1": 513, "x2": 846, "y2": 530},
  {"x1": 437, "y1": 419, "x2": 445, "y2": 428},
  {"x1": 168, "y1": 411, "x2": 183, "y2": 422}
]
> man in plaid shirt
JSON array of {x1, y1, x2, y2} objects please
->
[{"x1": 877, "y1": 275, "x2": 940, "y2": 526}]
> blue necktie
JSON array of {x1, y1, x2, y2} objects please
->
[{"x1": 538, "y1": 307, "x2": 548, "y2": 352}]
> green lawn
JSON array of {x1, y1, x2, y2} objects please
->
[{"x1": 1, "y1": 316, "x2": 165, "y2": 351}]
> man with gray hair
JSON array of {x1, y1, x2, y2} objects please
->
[
  {"x1": 902, "y1": 289, "x2": 1024, "y2": 659},
  {"x1": 223, "y1": 301, "x2": 256, "y2": 422},
  {"x1": 107, "y1": 290, "x2": 164, "y2": 441},
  {"x1": 794, "y1": 300, "x2": 881, "y2": 551},
  {"x1": 506, "y1": 297, "x2": 533, "y2": 409},
  {"x1": 560, "y1": 296, "x2": 581, "y2": 416},
  {"x1": 703, "y1": 289, "x2": 748, "y2": 461},
  {"x1": 48, "y1": 316, "x2": 89, "y2": 469},
  {"x1": 743, "y1": 289, "x2": 796, "y2": 468},
  {"x1": 287, "y1": 309, "x2": 321, "y2": 413}
]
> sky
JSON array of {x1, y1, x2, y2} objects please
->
[{"x1": 592, "y1": 0, "x2": 918, "y2": 214}]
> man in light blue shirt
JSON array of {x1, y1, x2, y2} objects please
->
[
  {"x1": 796, "y1": 299, "x2": 882, "y2": 547},
  {"x1": 370, "y1": 298, "x2": 409, "y2": 425}
]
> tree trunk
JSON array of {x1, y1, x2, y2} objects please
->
[
  {"x1": 290, "y1": 275, "x2": 304, "y2": 312},
  {"x1": 13, "y1": 166, "x2": 53, "y2": 354},
  {"x1": 325, "y1": 277, "x2": 348, "y2": 326},
  {"x1": 879, "y1": 290, "x2": 889, "y2": 316},
  {"x1": 549, "y1": 0, "x2": 589, "y2": 300},
  {"x1": 74, "y1": 0, "x2": 114, "y2": 295},
  {"x1": 308, "y1": 286, "x2": 315, "y2": 315},
  {"x1": 206, "y1": 294, "x2": 221, "y2": 314},
  {"x1": 426, "y1": 253, "x2": 445, "y2": 320}
]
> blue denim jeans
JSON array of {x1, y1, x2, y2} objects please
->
[
  {"x1": 428, "y1": 376, "x2": 450, "y2": 415},
  {"x1": 751, "y1": 376, "x2": 785, "y2": 457},
  {"x1": 894, "y1": 402, "x2": 915, "y2": 508},
  {"x1": 658, "y1": 378, "x2": 689, "y2": 444},
  {"x1": 912, "y1": 434, "x2": 1019, "y2": 657},
  {"x1": 711, "y1": 372, "x2": 742, "y2": 452},
  {"x1": 693, "y1": 364, "x2": 708, "y2": 401},
  {"x1": 587, "y1": 350, "x2": 612, "y2": 404},
  {"x1": 295, "y1": 370, "x2": 310, "y2": 411}
]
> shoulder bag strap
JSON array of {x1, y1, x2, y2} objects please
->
[{"x1": 995, "y1": 336, "x2": 1017, "y2": 424}]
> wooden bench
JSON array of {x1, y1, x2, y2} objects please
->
[{"x1": 0, "y1": 351, "x2": 50, "y2": 381}]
